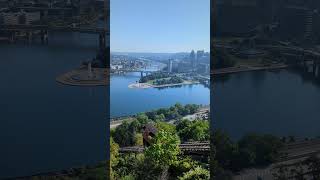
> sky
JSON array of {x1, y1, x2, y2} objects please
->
[{"x1": 110, "y1": 0, "x2": 210, "y2": 53}]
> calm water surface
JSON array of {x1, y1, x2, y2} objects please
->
[
  {"x1": 0, "y1": 33, "x2": 107, "y2": 178},
  {"x1": 213, "y1": 69, "x2": 320, "y2": 139},
  {"x1": 110, "y1": 72, "x2": 210, "y2": 117}
]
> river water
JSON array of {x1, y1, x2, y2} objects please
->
[
  {"x1": 0, "y1": 33, "x2": 107, "y2": 178},
  {"x1": 110, "y1": 72, "x2": 210, "y2": 118},
  {"x1": 213, "y1": 68, "x2": 320, "y2": 139}
]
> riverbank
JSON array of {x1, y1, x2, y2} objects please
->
[
  {"x1": 56, "y1": 67, "x2": 109, "y2": 86},
  {"x1": 212, "y1": 63, "x2": 288, "y2": 76},
  {"x1": 110, "y1": 105, "x2": 210, "y2": 128},
  {"x1": 128, "y1": 81, "x2": 200, "y2": 89}
]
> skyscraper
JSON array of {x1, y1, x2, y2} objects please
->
[
  {"x1": 196, "y1": 50, "x2": 205, "y2": 66},
  {"x1": 197, "y1": 50, "x2": 205, "y2": 60},
  {"x1": 190, "y1": 50, "x2": 196, "y2": 70},
  {"x1": 168, "y1": 59, "x2": 173, "y2": 73}
]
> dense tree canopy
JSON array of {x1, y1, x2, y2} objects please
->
[
  {"x1": 145, "y1": 130, "x2": 181, "y2": 168},
  {"x1": 110, "y1": 104, "x2": 209, "y2": 179},
  {"x1": 176, "y1": 119, "x2": 210, "y2": 142},
  {"x1": 139, "y1": 72, "x2": 171, "y2": 83}
]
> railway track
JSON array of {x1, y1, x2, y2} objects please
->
[{"x1": 119, "y1": 142, "x2": 210, "y2": 154}]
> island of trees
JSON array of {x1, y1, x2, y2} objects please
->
[{"x1": 139, "y1": 72, "x2": 187, "y2": 86}]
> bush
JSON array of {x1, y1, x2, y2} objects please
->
[{"x1": 178, "y1": 167, "x2": 210, "y2": 180}]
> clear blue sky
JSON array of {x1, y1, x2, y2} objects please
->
[{"x1": 110, "y1": 0, "x2": 210, "y2": 53}]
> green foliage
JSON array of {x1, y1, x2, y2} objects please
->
[
  {"x1": 145, "y1": 103, "x2": 200, "y2": 122},
  {"x1": 178, "y1": 166, "x2": 210, "y2": 180},
  {"x1": 121, "y1": 175, "x2": 136, "y2": 180},
  {"x1": 139, "y1": 72, "x2": 171, "y2": 83},
  {"x1": 155, "y1": 121, "x2": 176, "y2": 135},
  {"x1": 152, "y1": 76, "x2": 184, "y2": 85},
  {"x1": 110, "y1": 138, "x2": 119, "y2": 180},
  {"x1": 145, "y1": 130, "x2": 180, "y2": 168},
  {"x1": 213, "y1": 130, "x2": 284, "y2": 172},
  {"x1": 212, "y1": 130, "x2": 239, "y2": 171},
  {"x1": 176, "y1": 119, "x2": 209, "y2": 142},
  {"x1": 110, "y1": 138, "x2": 119, "y2": 166},
  {"x1": 115, "y1": 154, "x2": 144, "y2": 179},
  {"x1": 134, "y1": 133, "x2": 143, "y2": 146},
  {"x1": 136, "y1": 113, "x2": 149, "y2": 124},
  {"x1": 113, "y1": 116, "x2": 150, "y2": 147},
  {"x1": 169, "y1": 157, "x2": 200, "y2": 178},
  {"x1": 238, "y1": 133, "x2": 283, "y2": 166},
  {"x1": 113, "y1": 121, "x2": 134, "y2": 147}
]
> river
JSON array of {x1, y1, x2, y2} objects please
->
[
  {"x1": 0, "y1": 32, "x2": 107, "y2": 178},
  {"x1": 110, "y1": 71, "x2": 210, "y2": 118},
  {"x1": 213, "y1": 68, "x2": 320, "y2": 139}
]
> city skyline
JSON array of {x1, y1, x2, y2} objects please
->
[{"x1": 110, "y1": 0, "x2": 210, "y2": 53}]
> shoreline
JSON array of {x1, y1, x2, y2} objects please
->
[
  {"x1": 212, "y1": 64, "x2": 289, "y2": 76},
  {"x1": 128, "y1": 81, "x2": 200, "y2": 89},
  {"x1": 110, "y1": 105, "x2": 210, "y2": 128}
]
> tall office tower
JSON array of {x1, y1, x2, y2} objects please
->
[
  {"x1": 190, "y1": 50, "x2": 196, "y2": 70},
  {"x1": 168, "y1": 59, "x2": 173, "y2": 73},
  {"x1": 196, "y1": 50, "x2": 205, "y2": 64}
]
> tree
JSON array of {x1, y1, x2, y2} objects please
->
[
  {"x1": 113, "y1": 121, "x2": 134, "y2": 147},
  {"x1": 155, "y1": 121, "x2": 176, "y2": 135},
  {"x1": 177, "y1": 120, "x2": 209, "y2": 142},
  {"x1": 169, "y1": 157, "x2": 199, "y2": 178},
  {"x1": 134, "y1": 133, "x2": 143, "y2": 146},
  {"x1": 115, "y1": 153, "x2": 144, "y2": 179},
  {"x1": 136, "y1": 113, "x2": 149, "y2": 124},
  {"x1": 145, "y1": 130, "x2": 180, "y2": 168},
  {"x1": 178, "y1": 166, "x2": 210, "y2": 180},
  {"x1": 238, "y1": 134, "x2": 283, "y2": 166},
  {"x1": 154, "y1": 114, "x2": 165, "y2": 122},
  {"x1": 110, "y1": 138, "x2": 119, "y2": 180},
  {"x1": 212, "y1": 129, "x2": 238, "y2": 171}
]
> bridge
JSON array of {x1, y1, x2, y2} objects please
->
[
  {"x1": 112, "y1": 69, "x2": 158, "y2": 77},
  {"x1": 11, "y1": 6, "x2": 74, "y2": 11},
  {"x1": 0, "y1": 24, "x2": 108, "y2": 51},
  {"x1": 0, "y1": 24, "x2": 109, "y2": 34},
  {"x1": 119, "y1": 142, "x2": 210, "y2": 155}
]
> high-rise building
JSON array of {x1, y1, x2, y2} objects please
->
[
  {"x1": 190, "y1": 50, "x2": 196, "y2": 70},
  {"x1": 168, "y1": 59, "x2": 173, "y2": 73},
  {"x1": 196, "y1": 50, "x2": 205, "y2": 64}
]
